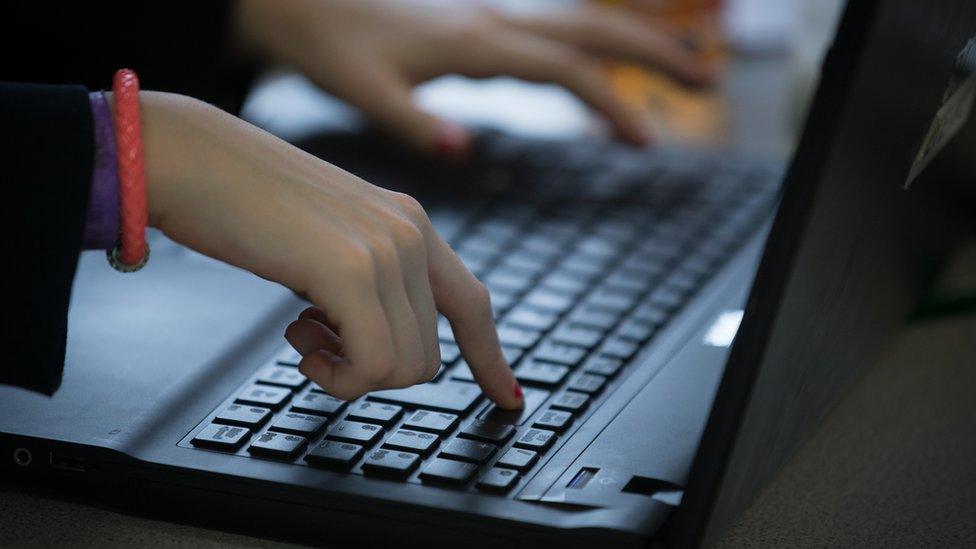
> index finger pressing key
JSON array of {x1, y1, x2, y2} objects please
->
[{"x1": 427, "y1": 236, "x2": 524, "y2": 410}]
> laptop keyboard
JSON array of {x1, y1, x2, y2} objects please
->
[{"x1": 182, "y1": 137, "x2": 779, "y2": 495}]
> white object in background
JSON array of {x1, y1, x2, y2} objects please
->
[
  {"x1": 241, "y1": 72, "x2": 597, "y2": 142},
  {"x1": 723, "y1": 0, "x2": 800, "y2": 56}
]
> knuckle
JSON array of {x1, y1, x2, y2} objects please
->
[
  {"x1": 389, "y1": 192, "x2": 432, "y2": 230},
  {"x1": 390, "y1": 216, "x2": 426, "y2": 254},
  {"x1": 339, "y1": 241, "x2": 376, "y2": 281},
  {"x1": 389, "y1": 192, "x2": 425, "y2": 218},
  {"x1": 364, "y1": 232, "x2": 399, "y2": 268}
]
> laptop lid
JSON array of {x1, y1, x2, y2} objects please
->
[{"x1": 671, "y1": 0, "x2": 975, "y2": 546}]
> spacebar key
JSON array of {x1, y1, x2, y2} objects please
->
[
  {"x1": 480, "y1": 387, "x2": 549, "y2": 425},
  {"x1": 368, "y1": 381, "x2": 483, "y2": 414}
]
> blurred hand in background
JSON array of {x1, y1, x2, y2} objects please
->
[{"x1": 234, "y1": 0, "x2": 716, "y2": 158}]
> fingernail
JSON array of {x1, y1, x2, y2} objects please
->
[
  {"x1": 433, "y1": 122, "x2": 472, "y2": 163},
  {"x1": 513, "y1": 380, "x2": 524, "y2": 401}
]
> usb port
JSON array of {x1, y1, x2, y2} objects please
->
[{"x1": 49, "y1": 453, "x2": 87, "y2": 472}]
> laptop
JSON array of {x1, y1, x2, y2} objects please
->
[{"x1": 1, "y1": 0, "x2": 971, "y2": 546}]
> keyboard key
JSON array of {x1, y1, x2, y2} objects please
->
[
  {"x1": 540, "y1": 271, "x2": 589, "y2": 296},
  {"x1": 638, "y1": 238, "x2": 684, "y2": 259},
  {"x1": 561, "y1": 254, "x2": 607, "y2": 277},
  {"x1": 592, "y1": 219, "x2": 638, "y2": 241},
  {"x1": 292, "y1": 391, "x2": 346, "y2": 417},
  {"x1": 449, "y1": 360, "x2": 476, "y2": 382},
  {"x1": 460, "y1": 419, "x2": 515, "y2": 443},
  {"x1": 369, "y1": 381, "x2": 482, "y2": 414},
  {"x1": 549, "y1": 325, "x2": 603, "y2": 350},
  {"x1": 621, "y1": 254, "x2": 668, "y2": 278},
  {"x1": 523, "y1": 289, "x2": 575, "y2": 314},
  {"x1": 305, "y1": 440, "x2": 365, "y2": 468},
  {"x1": 519, "y1": 234, "x2": 564, "y2": 257},
  {"x1": 265, "y1": 408, "x2": 328, "y2": 435},
  {"x1": 504, "y1": 306, "x2": 559, "y2": 332},
  {"x1": 236, "y1": 384, "x2": 291, "y2": 410},
  {"x1": 582, "y1": 356, "x2": 624, "y2": 377},
  {"x1": 247, "y1": 431, "x2": 307, "y2": 459},
  {"x1": 501, "y1": 251, "x2": 550, "y2": 273},
  {"x1": 598, "y1": 338, "x2": 639, "y2": 361},
  {"x1": 496, "y1": 448, "x2": 539, "y2": 472},
  {"x1": 614, "y1": 319, "x2": 656, "y2": 343},
  {"x1": 459, "y1": 234, "x2": 502, "y2": 257},
  {"x1": 472, "y1": 219, "x2": 520, "y2": 240},
  {"x1": 439, "y1": 438, "x2": 496, "y2": 464},
  {"x1": 513, "y1": 429, "x2": 556, "y2": 453},
  {"x1": 574, "y1": 235, "x2": 620, "y2": 259},
  {"x1": 646, "y1": 287, "x2": 684, "y2": 311},
  {"x1": 480, "y1": 387, "x2": 549, "y2": 425},
  {"x1": 383, "y1": 429, "x2": 440, "y2": 456},
  {"x1": 664, "y1": 271, "x2": 700, "y2": 294},
  {"x1": 213, "y1": 404, "x2": 271, "y2": 429},
  {"x1": 533, "y1": 409, "x2": 573, "y2": 433},
  {"x1": 484, "y1": 269, "x2": 535, "y2": 295},
  {"x1": 477, "y1": 468, "x2": 519, "y2": 493},
  {"x1": 255, "y1": 365, "x2": 307, "y2": 389},
  {"x1": 439, "y1": 342, "x2": 461, "y2": 365},
  {"x1": 585, "y1": 288, "x2": 639, "y2": 313},
  {"x1": 604, "y1": 270, "x2": 651, "y2": 294},
  {"x1": 361, "y1": 449, "x2": 420, "y2": 477},
  {"x1": 532, "y1": 341, "x2": 587, "y2": 367},
  {"x1": 419, "y1": 458, "x2": 478, "y2": 485},
  {"x1": 275, "y1": 347, "x2": 302, "y2": 366},
  {"x1": 346, "y1": 402, "x2": 403, "y2": 427},
  {"x1": 326, "y1": 420, "x2": 384, "y2": 446},
  {"x1": 496, "y1": 325, "x2": 542, "y2": 349},
  {"x1": 568, "y1": 307, "x2": 619, "y2": 331},
  {"x1": 551, "y1": 391, "x2": 590, "y2": 413},
  {"x1": 491, "y1": 293, "x2": 516, "y2": 317},
  {"x1": 458, "y1": 250, "x2": 491, "y2": 274},
  {"x1": 191, "y1": 423, "x2": 251, "y2": 451},
  {"x1": 515, "y1": 360, "x2": 569, "y2": 387},
  {"x1": 403, "y1": 410, "x2": 459, "y2": 434},
  {"x1": 567, "y1": 373, "x2": 607, "y2": 395},
  {"x1": 631, "y1": 304, "x2": 669, "y2": 326}
]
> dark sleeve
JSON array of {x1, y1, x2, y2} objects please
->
[
  {"x1": 0, "y1": 83, "x2": 94, "y2": 395},
  {"x1": 0, "y1": 1, "x2": 253, "y2": 113}
]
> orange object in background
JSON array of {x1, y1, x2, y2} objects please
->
[{"x1": 600, "y1": 0, "x2": 727, "y2": 146}]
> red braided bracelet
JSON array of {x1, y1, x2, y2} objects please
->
[{"x1": 108, "y1": 68, "x2": 150, "y2": 272}]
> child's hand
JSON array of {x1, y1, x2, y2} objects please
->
[
  {"x1": 140, "y1": 91, "x2": 522, "y2": 408},
  {"x1": 233, "y1": 0, "x2": 715, "y2": 156}
]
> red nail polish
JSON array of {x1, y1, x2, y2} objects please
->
[
  {"x1": 433, "y1": 122, "x2": 471, "y2": 163},
  {"x1": 513, "y1": 381, "x2": 524, "y2": 401}
]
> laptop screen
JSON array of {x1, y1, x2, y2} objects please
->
[{"x1": 673, "y1": 0, "x2": 975, "y2": 545}]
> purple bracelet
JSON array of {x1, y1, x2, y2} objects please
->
[{"x1": 82, "y1": 91, "x2": 120, "y2": 250}]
